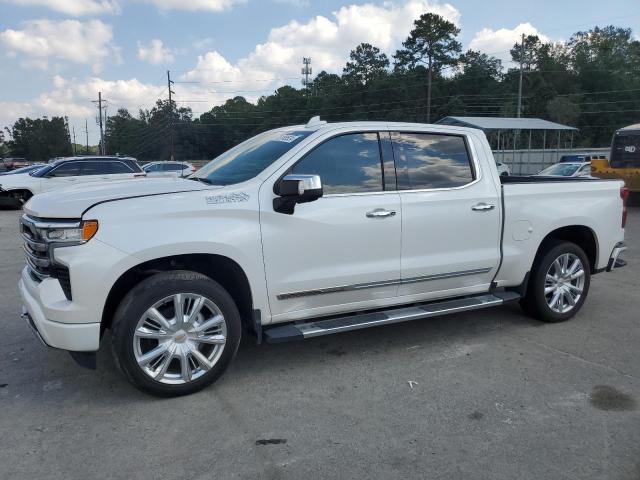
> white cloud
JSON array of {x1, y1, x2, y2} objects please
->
[
  {"x1": 180, "y1": 0, "x2": 460, "y2": 105},
  {"x1": 468, "y1": 22, "x2": 550, "y2": 68},
  {"x1": 138, "y1": 39, "x2": 175, "y2": 65},
  {"x1": 145, "y1": 0, "x2": 246, "y2": 12},
  {"x1": 0, "y1": 19, "x2": 118, "y2": 72},
  {"x1": 0, "y1": 76, "x2": 166, "y2": 140},
  {"x1": 192, "y1": 37, "x2": 215, "y2": 50},
  {"x1": 1, "y1": 0, "x2": 462, "y2": 136},
  {"x1": 2, "y1": 0, "x2": 121, "y2": 16}
]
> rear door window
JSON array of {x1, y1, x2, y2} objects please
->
[
  {"x1": 79, "y1": 161, "x2": 109, "y2": 175},
  {"x1": 106, "y1": 161, "x2": 134, "y2": 174},
  {"x1": 391, "y1": 132, "x2": 475, "y2": 190}
]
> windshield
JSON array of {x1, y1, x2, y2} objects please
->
[
  {"x1": 191, "y1": 130, "x2": 313, "y2": 185},
  {"x1": 11, "y1": 165, "x2": 42, "y2": 174},
  {"x1": 538, "y1": 163, "x2": 582, "y2": 176},
  {"x1": 610, "y1": 131, "x2": 640, "y2": 168}
]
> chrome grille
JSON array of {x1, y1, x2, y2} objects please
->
[{"x1": 20, "y1": 215, "x2": 51, "y2": 280}]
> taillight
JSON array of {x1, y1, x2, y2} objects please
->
[{"x1": 621, "y1": 187, "x2": 630, "y2": 228}]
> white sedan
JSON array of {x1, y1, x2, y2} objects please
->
[
  {"x1": 0, "y1": 156, "x2": 145, "y2": 206},
  {"x1": 142, "y1": 161, "x2": 195, "y2": 178},
  {"x1": 537, "y1": 162, "x2": 592, "y2": 177}
]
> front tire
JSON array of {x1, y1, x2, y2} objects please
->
[
  {"x1": 111, "y1": 270, "x2": 242, "y2": 397},
  {"x1": 520, "y1": 241, "x2": 591, "y2": 323}
]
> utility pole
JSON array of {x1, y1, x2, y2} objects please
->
[
  {"x1": 85, "y1": 119, "x2": 89, "y2": 154},
  {"x1": 426, "y1": 55, "x2": 433, "y2": 123},
  {"x1": 103, "y1": 106, "x2": 108, "y2": 155},
  {"x1": 167, "y1": 70, "x2": 175, "y2": 161},
  {"x1": 65, "y1": 116, "x2": 72, "y2": 153},
  {"x1": 301, "y1": 57, "x2": 312, "y2": 90},
  {"x1": 92, "y1": 92, "x2": 105, "y2": 154},
  {"x1": 517, "y1": 33, "x2": 525, "y2": 118},
  {"x1": 72, "y1": 126, "x2": 77, "y2": 155}
]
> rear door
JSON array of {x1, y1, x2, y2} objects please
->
[
  {"x1": 392, "y1": 130, "x2": 501, "y2": 300},
  {"x1": 101, "y1": 160, "x2": 138, "y2": 180}
]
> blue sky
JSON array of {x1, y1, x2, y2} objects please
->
[{"x1": 1, "y1": 0, "x2": 638, "y2": 142}]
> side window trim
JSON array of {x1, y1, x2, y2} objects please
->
[
  {"x1": 390, "y1": 130, "x2": 479, "y2": 193},
  {"x1": 283, "y1": 130, "x2": 397, "y2": 197}
]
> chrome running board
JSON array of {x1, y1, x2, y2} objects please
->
[{"x1": 263, "y1": 291, "x2": 521, "y2": 343}]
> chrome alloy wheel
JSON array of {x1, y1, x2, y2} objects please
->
[
  {"x1": 133, "y1": 293, "x2": 227, "y2": 384},
  {"x1": 544, "y1": 253, "x2": 586, "y2": 314}
]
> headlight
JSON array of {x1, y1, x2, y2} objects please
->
[{"x1": 45, "y1": 220, "x2": 99, "y2": 243}]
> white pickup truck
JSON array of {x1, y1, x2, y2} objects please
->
[{"x1": 18, "y1": 118, "x2": 628, "y2": 396}]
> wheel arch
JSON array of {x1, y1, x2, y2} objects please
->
[
  {"x1": 534, "y1": 225, "x2": 598, "y2": 272},
  {"x1": 102, "y1": 253, "x2": 254, "y2": 334},
  {"x1": 4, "y1": 187, "x2": 34, "y2": 197}
]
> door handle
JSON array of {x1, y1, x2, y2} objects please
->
[
  {"x1": 366, "y1": 209, "x2": 396, "y2": 218},
  {"x1": 471, "y1": 203, "x2": 495, "y2": 211}
]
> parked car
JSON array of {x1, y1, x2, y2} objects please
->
[
  {"x1": 559, "y1": 154, "x2": 607, "y2": 163},
  {"x1": 0, "y1": 156, "x2": 145, "y2": 205},
  {"x1": 537, "y1": 162, "x2": 592, "y2": 177},
  {"x1": 495, "y1": 161, "x2": 511, "y2": 176},
  {"x1": 1, "y1": 157, "x2": 29, "y2": 171},
  {"x1": 142, "y1": 161, "x2": 196, "y2": 177},
  {"x1": 0, "y1": 164, "x2": 45, "y2": 176},
  {"x1": 19, "y1": 118, "x2": 627, "y2": 397}
]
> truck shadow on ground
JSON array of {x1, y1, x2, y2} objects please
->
[{"x1": 5, "y1": 302, "x2": 544, "y2": 403}]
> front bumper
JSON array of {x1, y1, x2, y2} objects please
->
[{"x1": 18, "y1": 269, "x2": 100, "y2": 351}]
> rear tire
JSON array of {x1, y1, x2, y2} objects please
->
[
  {"x1": 520, "y1": 241, "x2": 591, "y2": 323},
  {"x1": 111, "y1": 270, "x2": 242, "y2": 397}
]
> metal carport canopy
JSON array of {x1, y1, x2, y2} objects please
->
[{"x1": 435, "y1": 116, "x2": 578, "y2": 132}]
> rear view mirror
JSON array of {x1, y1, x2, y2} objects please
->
[{"x1": 274, "y1": 174, "x2": 323, "y2": 214}]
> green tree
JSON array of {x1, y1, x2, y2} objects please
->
[
  {"x1": 510, "y1": 35, "x2": 544, "y2": 70},
  {"x1": 394, "y1": 13, "x2": 461, "y2": 122},
  {"x1": 7, "y1": 117, "x2": 71, "y2": 162},
  {"x1": 547, "y1": 96, "x2": 581, "y2": 125},
  {"x1": 0, "y1": 129, "x2": 8, "y2": 157},
  {"x1": 342, "y1": 43, "x2": 389, "y2": 85}
]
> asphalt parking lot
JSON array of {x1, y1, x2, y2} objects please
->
[{"x1": 0, "y1": 209, "x2": 639, "y2": 480}]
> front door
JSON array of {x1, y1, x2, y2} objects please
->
[
  {"x1": 42, "y1": 161, "x2": 83, "y2": 191},
  {"x1": 391, "y1": 131, "x2": 501, "y2": 300},
  {"x1": 260, "y1": 131, "x2": 401, "y2": 322}
]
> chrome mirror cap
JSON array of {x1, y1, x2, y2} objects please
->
[{"x1": 281, "y1": 174, "x2": 322, "y2": 195}]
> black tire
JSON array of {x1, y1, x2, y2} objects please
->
[
  {"x1": 111, "y1": 270, "x2": 242, "y2": 397},
  {"x1": 520, "y1": 240, "x2": 591, "y2": 323}
]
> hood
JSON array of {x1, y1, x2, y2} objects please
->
[
  {"x1": 25, "y1": 177, "x2": 214, "y2": 218},
  {"x1": 0, "y1": 172, "x2": 35, "y2": 185}
]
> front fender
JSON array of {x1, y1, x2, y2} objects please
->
[{"x1": 85, "y1": 188, "x2": 271, "y2": 321}]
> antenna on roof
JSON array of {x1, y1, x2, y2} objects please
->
[{"x1": 306, "y1": 116, "x2": 326, "y2": 128}]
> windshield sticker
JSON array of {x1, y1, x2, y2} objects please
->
[
  {"x1": 274, "y1": 134, "x2": 302, "y2": 143},
  {"x1": 206, "y1": 192, "x2": 250, "y2": 205}
]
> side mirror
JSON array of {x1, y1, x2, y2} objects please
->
[{"x1": 273, "y1": 174, "x2": 323, "y2": 214}]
